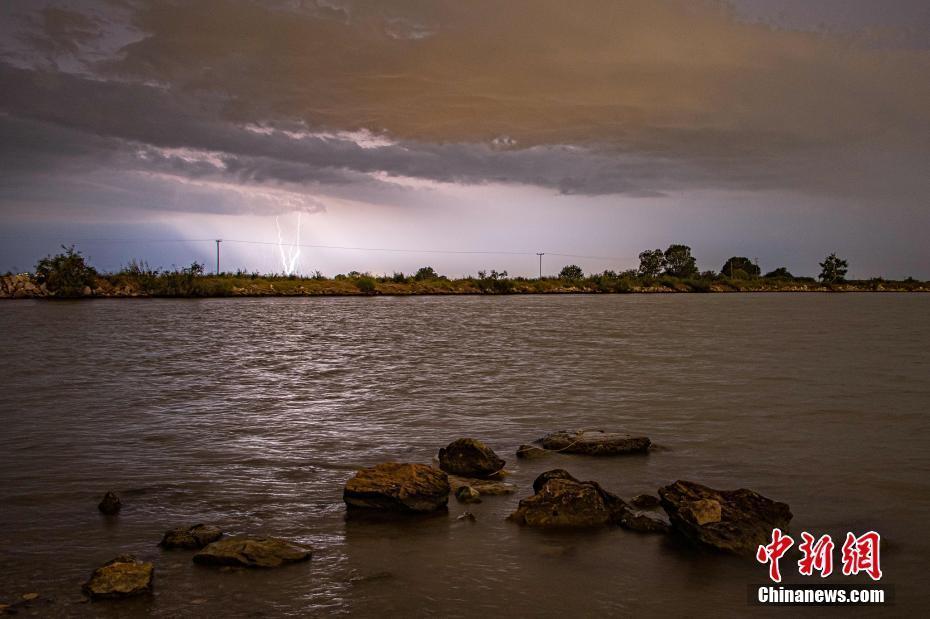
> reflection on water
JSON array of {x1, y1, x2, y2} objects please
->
[{"x1": 0, "y1": 295, "x2": 928, "y2": 616}]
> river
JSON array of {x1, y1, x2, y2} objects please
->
[{"x1": 0, "y1": 294, "x2": 927, "y2": 616}]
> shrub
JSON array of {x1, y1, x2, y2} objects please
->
[
  {"x1": 35, "y1": 245, "x2": 98, "y2": 298},
  {"x1": 355, "y1": 276, "x2": 377, "y2": 294},
  {"x1": 720, "y1": 257, "x2": 760, "y2": 278},
  {"x1": 559, "y1": 264, "x2": 584, "y2": 280},
  {"x1": 414, "y1": 266, "x2": 439, "y2": 280},
  {"x1": 764, "y1": 267, "x2": 794, "y2": 279}
]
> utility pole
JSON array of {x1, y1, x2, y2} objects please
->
[
  {"x1": 215, "y1": 239, "x2": 222, "y2": 275},
  {"x1": 536, "y1": 252, "x2": 545, "y2": 279}
]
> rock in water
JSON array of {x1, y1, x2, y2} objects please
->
[
  {"x1": 343, "y1": 463, "x2": 450, "y2": 512},
  {"x1": 508, "y1": 469, "x2": 629, "y2": 528},
  {"x1": 619, "y1": 511, "x2": 670, "y2": 534},
  {"x1": 193, "y1": 537, "x2": 312, "y2": 568},
  {"x1": 631, "y1": 494, "x2": 662, "y2": 509},
  {"x1": 516, "y1": 444, "x2": 548, "y2": 459},
  {"x1": 537, "y1": 430, "x2": 651, "y2": 455},
  {"x1": 448, "y1": 475, "x2": 517, "y2": 496},
  {"x1": 438, "y1": 438, "x2": 505, "y2": 478},
  {"x1": 159, "y1": 524, "x2": 224, "y2": 550},
  {"x1": 658, "y1": 480, "x2": 792, "y2": 556},
  {"x1": 455, "y1": 485, "x2": 482, "y2": 504},
  {"x1": 98, "y1": 491, "x2": 121, "y2": 515},
  {"x1": 82, "y1": 555, "x2": 153, "y2": 599},
  {"x1": 531, "y1": 469, "x2": 578, "y2": 493}
]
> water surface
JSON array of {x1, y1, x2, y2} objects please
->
[{"x1": 0, "y1": 295, "x2": 927, "y2": 616}]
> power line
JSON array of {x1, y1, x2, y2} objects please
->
[{"x1": 0, "y1": 235, "x2": 630, "y2": 263}]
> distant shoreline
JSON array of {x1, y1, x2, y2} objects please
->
[{"x1": 2, "y1": 273, "x2": 928, "y2": 299}]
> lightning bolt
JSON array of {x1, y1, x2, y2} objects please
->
[{"x1": 275, "y1": 212, "x2": 302, "y2": 275}]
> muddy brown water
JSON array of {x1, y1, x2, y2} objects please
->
[{"x1": 0, "y1": 294, "x2": 927, "y2": 616}]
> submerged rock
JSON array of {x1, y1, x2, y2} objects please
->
[
  {"x1": 97, "y1": 491, "x2": 121, "y2": 515},
  {"x1": 631, "y1": 494, "x2": 662, "y2": 509},
  {"x1": 516, "y1": 444, "x2": 549, "y2": 459},
  {"x1": 193, "y1": 536, "x2": 312, "y2": 568},
  {"x1": 448, "y1": 475, "x2": 517, "y2": 496},
  {"x1": 508, "y1": 469, "x2": 628, "y2": 528},
  {"x1": 82, "y1": 555, "x2": 153, "y2": 599},
  {"x1": 457, "y1": 511, "x2": 477, "y2": 523},
  {"x1": 454, "y1": 485, "x2": 482, "y2": 504},
  {"x1": 438, "y1": 438, "x2": 505, "y2": 478},
  {"x1": 343, "y1": 463, "x2": 450, "y2": 512},
  {"x1": 537, "y1": 430, "x2": 651, "y2": 456},
  {"x1": 658, "y1": 480, "x2": 792, "y2": 556},
  {"x1": 159, "y1": 524, "x2": 224, "y2": 550}
]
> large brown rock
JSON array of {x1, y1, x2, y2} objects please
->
[
  {"x1": 82, "y1": 555, "x2": 153, "y2": 599},
  {"x1": 508, "y1": 469, "x2": 628, "y2": 528},
  {"x1": 160, "y1": 524, "x2": 224, "y2": 550},
  {"x1": 343, "y1": 463, "x2": 450, "y2": 512},
  {"x1": 537, "y1": 430, "x2": 651, "y2": 455},
  {"x1": 658, "y1": 480, "x2": 792, "y2": 556},
  {"x1": 193, "y1": 536, "x2": 312, "y2": 568},
  {"x1": 438, "y1": 439, "x2": 505, "y2": 478}
]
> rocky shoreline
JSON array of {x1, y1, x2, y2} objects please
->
[{"x1": 3, "y1": 430, "x2": 795, "y2": 610}]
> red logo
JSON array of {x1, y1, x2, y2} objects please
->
[
  {"x1": 757, "y1": 530, "x2": 882, "y2": 582},
  {"x1": 841, "y1": 531, "x2": 882, "y2": 581},
  {"x1": 756, "y1": 528, "x2": 794, "y2": 582}
]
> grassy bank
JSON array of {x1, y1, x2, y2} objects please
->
[
  {"x1": 2, "y1": 247, "x2": 927, "y2": 299},
  {"x1": 3, "y1": 270, "x2": 928, "y2": 299}
]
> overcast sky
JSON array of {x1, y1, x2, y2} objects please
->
[{"x1": 1, "y1": 0, "x2": 928, "y2": 278}]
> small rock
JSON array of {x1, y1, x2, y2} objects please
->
[
  {"x1": 343, "y1": 463, "x2": 450, "y2": 512},
  {"x1": 349, "y1": 571, "x2": 394, "y2": 585},
  {"x1": 448, "y1": 475, "x2": 516, "y2": 496},
  {"x1": 457, "y1": 511, "x2": 477, "y2": 522},
  {"x1": 516, "y1": 444, "x2": 548, "y2": 459},
  {"x1": 658, "y1": 480, "x2": 792, "y2": 556},
  {"x1": 631, "y1": 494, "x2": 661, "y2": 509},
  {"x1": 160, "y1": 524, "x2": 224, "y2": 550},
  {"x1": 82, "y1": 555, "x2": 154, "y2": 599},
  {"x1": 193, "y1": 536, "x2": 312, "y2": 568},
  {"x1": 438, "y1": 438, "x2": 505, "y2": 478},
  {"x1": 454, "y1": 485, "x2": 482, "y2": 504},
  {"x1": 98, "y1": 491, "x2": 121, "y2": 515},
  {"x1": 536, "y1": 430, "x2": 651, "y2": 456},
  {"x1": 619, "y1": 511, "x2": 670, "y2": 534}
]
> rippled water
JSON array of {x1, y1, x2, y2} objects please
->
[{"x1": 1, "y1": 295, "x2": 928, "y2": 617}]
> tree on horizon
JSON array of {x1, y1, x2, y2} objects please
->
[{"x1": 819, "y1": 253, "x2": 848, "y2": 283}]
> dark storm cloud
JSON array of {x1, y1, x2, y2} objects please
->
[{"x1": 0, "y1": 0, "x2": 929, "y2": 215}]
